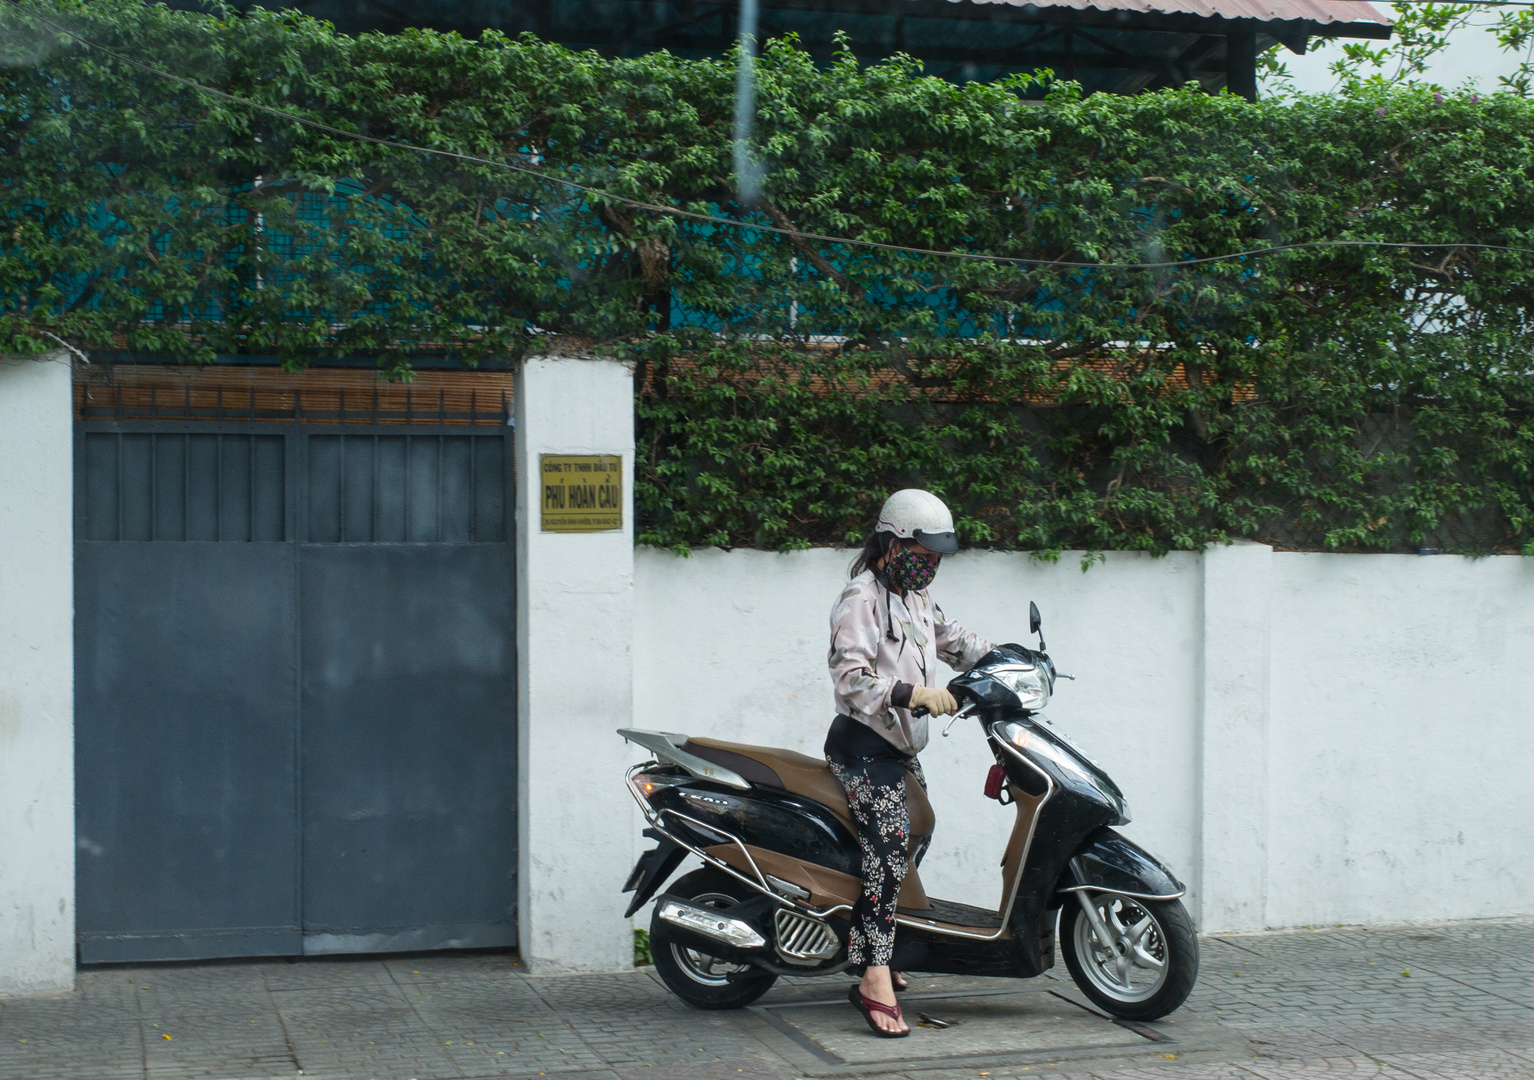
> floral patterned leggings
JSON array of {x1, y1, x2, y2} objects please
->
[{"x1": 826, "y1": 753, "x2": 928, "y2": 968}]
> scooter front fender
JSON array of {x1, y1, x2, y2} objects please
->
[{"x1": 1060, "y1": 828, "x2": 1185, "y2": 900}]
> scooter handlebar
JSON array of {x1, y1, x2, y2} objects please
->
[{"x1": 911, "y1": 681, "x2": 971, "y2": 719}]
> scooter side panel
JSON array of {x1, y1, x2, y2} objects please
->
[
  {"x1": 891, "y1": 930, "x2": 1038, "y2": 978},
  {"x1": 706, "y1": 844, "x2": 861, "y2": 908},
  {"x1": 999, "y1": 749, "x2": 1118, "y2": 974},
  {"x1": 648, "y1": 783, "x2": 862, "y2": 878}
]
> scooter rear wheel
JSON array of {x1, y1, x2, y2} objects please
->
[
  {"x1": 1060, "y1": 893, "x2": 1198, "y2": 1021},
  {"x1": 650, "y1": 868, "x2": 779, "y2": 1009}
]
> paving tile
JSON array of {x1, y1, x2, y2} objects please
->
[
  {"x1": 264, "y1": 959, "x2": 403, "y2": 994},
  {"x1": 768, "y1": 986, "x2": 1145, "y2": 1067},
  {"x1": 3, "y1": 919, "x2": 1531, "y2": 1080},
  {"x1": 0, "y1": 1009, "x2": 145, "y2": 1080}
]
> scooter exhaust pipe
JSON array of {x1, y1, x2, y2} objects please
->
[{"x1": 656, "y1": 898, "x2": 768, "y2": 949}]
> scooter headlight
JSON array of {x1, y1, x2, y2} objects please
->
[{"x1": 990, "y1": 663, "x2": 1052, "y2": 710}]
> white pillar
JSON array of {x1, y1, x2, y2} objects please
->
[
  {"x1": 1196, "y1": 540, "x2": 1273, "y2": 932},
  {"x1": 514, "y1": 352, "x2": 636, "y2": 973},
  {"x1": 0, "y1": 352, "x2": 75, "y2": 996}
]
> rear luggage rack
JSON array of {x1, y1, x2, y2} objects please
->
[{"x1": 618, "y1": 729, "x2": 751, "y2": 790}]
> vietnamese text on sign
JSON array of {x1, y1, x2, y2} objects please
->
[{"x1": 540, "y1": 454, "x2": 624, "y2": 532}]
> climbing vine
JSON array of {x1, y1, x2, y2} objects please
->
[{"x1": 3, "y1": 1, "x2": 1533, "y2": 555}]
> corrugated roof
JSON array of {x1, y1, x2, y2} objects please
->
[{"x1": 967, "y1": 0, "x2": 1390, "y2": 26}]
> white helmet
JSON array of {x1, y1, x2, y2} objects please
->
[{"x1": 875, "y1": 489, "x2": 959, "y2": 554}]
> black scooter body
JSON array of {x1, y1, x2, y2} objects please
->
[
  {"x1": 628, "y1": 646, "x2": 1182, "y2": 981},
  {"x1": 623, "y1": 634, "x2": 1197, "y2": 1017},
  {"x1": 647, "y1": 784, "x2": 862, "y2": 879}
]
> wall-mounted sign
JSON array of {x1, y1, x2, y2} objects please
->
[{"x1": 540, "y1": 454, "x2": 623, "y2": 532}]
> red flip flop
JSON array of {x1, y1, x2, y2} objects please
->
[{"x1": 848, "y1": 984, "x2": 909, "y2": 1038}]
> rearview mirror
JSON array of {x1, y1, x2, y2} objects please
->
[{"x1": 1029, "y1": 601, "x2": 1041, "y2": 636}]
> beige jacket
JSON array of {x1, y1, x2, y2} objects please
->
[{"x1": 828, "y1": 569, "x2": 994, "y2": 755}]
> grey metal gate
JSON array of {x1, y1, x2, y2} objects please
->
[{"x1": 74, "y1": 379, "x2": 517, "y2": 963}]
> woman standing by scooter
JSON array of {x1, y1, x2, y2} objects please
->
[{"x1": 827, "y1": 489, "x2": 994, "y2": 1037}]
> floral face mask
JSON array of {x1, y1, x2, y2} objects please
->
[{"x1": 885, "y1": 547, "x2": 940, "y2": 592}]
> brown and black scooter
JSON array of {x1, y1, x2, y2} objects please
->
[{"x1": 619, "y1": 603, "x2": 1198, "y2": 1021}]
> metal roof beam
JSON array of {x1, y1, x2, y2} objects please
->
[
  {"x1": 892, "y1": 45, "x2": 1233, "y2": 68},
  {"x1": 738, "y1": 0, "x2": 1393, "y2": 40}
]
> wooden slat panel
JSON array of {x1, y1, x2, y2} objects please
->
[{"x1": 76, "y1": 366, "x2": 515, "y2": 426}]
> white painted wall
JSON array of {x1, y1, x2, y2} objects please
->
[
  {"x1": 5, "y1": 345, "x2": 1519, "y2": 981},
  {"x1": 1265, "y1": 552, "x2": 1534, "y2": 927},
  {"x1": 633, "y1": 547, "x2": 1202, "y2": 917},
  {"x1": 1198, "y1": 541, "x2": 1272, "y2": 931},
  {"x1": 631, "y1": 544, "x2": 1534, "y2": 934},
  {"x1": 0, "y1": 352, "x2": 75, "y2": 996},
  {"x1": 515, "y1": 353, "x2": 637, "y2": 973}
]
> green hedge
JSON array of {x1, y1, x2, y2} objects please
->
[{"x1": 3, "y1": 1, "x2": 1533, "y2": 555}]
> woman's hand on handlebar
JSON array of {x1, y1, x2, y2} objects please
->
[{"x1": 909, "y1": 685, "x2": 958, "y2": 717}]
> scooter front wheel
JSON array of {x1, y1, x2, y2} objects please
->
[
  {"x1": 1060, "y1": 893, "x2": 1198, "y2": 1021},
  {"x1": 650, "y1": 868, "x2": 779, "y2": 1009}
]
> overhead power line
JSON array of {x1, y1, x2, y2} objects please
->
[{"x1": 18, "y1": 9, "x2": 1534, "y2": 272}]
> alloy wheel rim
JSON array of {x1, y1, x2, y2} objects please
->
[
  {"x1": 671, "y1": 891, "x2": 753, "y2": 987},
  {"x1": 1073, "y1": 894, "x2": 1170, "y2": 1003}
]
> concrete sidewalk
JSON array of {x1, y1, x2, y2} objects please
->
[{"x1": 1, "y1": 918, "x2": 1530, "y2": 1080}]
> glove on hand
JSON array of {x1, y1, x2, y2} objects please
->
[{"x1": 909, "y1": 685, "x2": 958, "y2": 716}]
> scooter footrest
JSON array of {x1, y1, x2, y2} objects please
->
[{"x1": 898, "y1": 898, "x2": 1004, "y2": 931}]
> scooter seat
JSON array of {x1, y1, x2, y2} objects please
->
[{"x1": 682, "y1": 737, "x2": 935, "y2": 838}]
